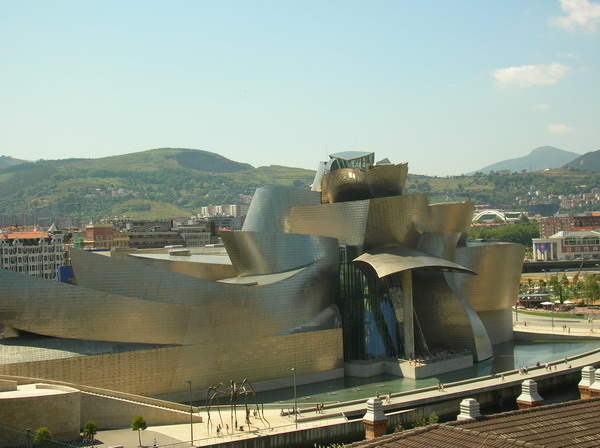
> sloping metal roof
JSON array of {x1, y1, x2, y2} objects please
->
[{"x1": 353, "y1": 246, "x2": 475, "y2": 279}]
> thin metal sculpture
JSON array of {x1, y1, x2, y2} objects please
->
[{"x1": 206, "y1": 379, "x2": 270, "y2": 433}]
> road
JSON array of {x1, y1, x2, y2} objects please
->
[{"x1": 514, "y1": 309, "x2": 599, "y2": 335}]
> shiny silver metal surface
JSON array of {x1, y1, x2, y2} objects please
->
[
  {"x1": 354, "y1": 246, "x2": 474, "y2": 279},
  {"x1": 0, "y1": 238, "x2": 340, "y2": 350},
  {"x1": 289, "y1": 200, "x2": 371, "y2": 246},
  {"x1": 221, "y1": 231, "x2": 338, "y2": 276},
  {"x1": 412, "y1": 271, "x2": 493, "y2": 362},
  {"x1": 424, "y1": 201, "x2": 474, "y2": 246},
  {"x1": 453, "y1": 243, "x2": 525, "y2": 312},
  {"x1": 242, "y1": 186, "x2": 321, "y2": 233},
  {"x1": 365, "y1": 163, "x2": 408, "y2": 197},
  {"x1": 323, "y1": 168, "x2": 371, "y2": 203},
  {"x1": 363, "y1": 193, "x2": 429, "y2": 250}
]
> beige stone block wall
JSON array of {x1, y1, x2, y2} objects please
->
[
  {"x1": 0, "y1": 379, "x2": 17, "y2": 391},
  {"x1": 0, "y1": 391, "x2": 80, "y2": 446},
  {"x1": 0, "y1": 329, "x2": 343, "y2": 397},
  {"x1": 81, "y1": 394, "x2": 202, "y2": 429}
]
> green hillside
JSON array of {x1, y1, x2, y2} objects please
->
[
  {"x1": 0, "y1": 148, "x2": 314, "y2": 221},
  {"x1": 1, "y1": 147, "x2": 599, "y2": 222},
  {"x1": 0, "y1": 155, "x2": 27, "y2": 169},
  {"x1": 563, "y1": 149, "x2": 600, "y2": 173}
]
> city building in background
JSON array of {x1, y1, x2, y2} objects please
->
[
  {"x1": 0, "y1": 227, "x2": 65, "y2": 279},
  {"x1": 532, "y1": 229, "x2": 600, "y2": 261},
  {"x1": 77, "y1": 223, "x2": 130, "y2": 251},
  {"x1": 539, "y1": 214, "x2": 600, "y2": 238}
]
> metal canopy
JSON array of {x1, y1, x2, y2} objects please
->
[{"x1": 353, "y1": 246, "x2": 476, "y2": 279}]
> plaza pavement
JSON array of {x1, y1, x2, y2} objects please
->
[{"x1": 93, "y1": 316, "x2": 600, "y2": 448}]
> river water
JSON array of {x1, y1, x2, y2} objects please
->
[{"x1": 257, "y1": 340, "x2": 599, "y2": 406}]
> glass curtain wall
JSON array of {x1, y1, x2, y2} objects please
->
[{"x1": 337, "y1": 245, "x2": 400, "y2": 360}]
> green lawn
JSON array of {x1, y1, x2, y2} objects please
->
[{"x1": 516, "y1": 310, "x2": 586, "y2": 320}]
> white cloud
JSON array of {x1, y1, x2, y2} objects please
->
[
  {"x1": 548, "y1": 124, "x2": 574, "y2": 133},
  {"x1": 492, "y1": 63, "x2": 569, "y2": 87},
  {"x1": 550, "y1": 0, "x2": 600, "y2": 33},
  {"x1": 533, "y1": 103, "x2": 551, "y2": 110}
]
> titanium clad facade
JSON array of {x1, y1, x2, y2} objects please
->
[
  {"x1": 363, "y1": 194, "x2": 429, "y2": 250},
  {"x1": 424, "y1": 202, "x2": 474, "y2": 245},
  {"x1": 365, "y1": 163, "x2": 408, "y2": 198},
  {"x1": 242, "y1": 186, "x2": 321, "y2": 233},
  {"x1": 221, "y1": 231, "x2": 338, "y2": 277},
  {"x1": 452, "y1": 243, "x2": 525, "y2": 345},
  {"x1": 289, "y1": 200, "x2": 371, "y2": 246},
  {"x1": 323, "y1": 168, "x2": 371, "y2": 203},
  {"x1": 411, "y1": 271, "x2": 493, "y2": 361},
  {"x1": 453, "y1": 243, "x2": 525, "y2": 312}
]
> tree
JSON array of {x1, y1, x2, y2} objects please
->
[
  {"x1": 131, "y1": 416, "x2": 147, "y2": 447},
  {"x1": 582, "y1": 274, "x2": 600, "y2": 304},
  {"x1": 560, "y1": 274, "x2": 571, "y2": 301},
  {"x1": 33, "y1": 427, "x2": 53, "y2": 444},
  {"x1": 82, "y1": 421, "x2": 100, "y2": 442},
  {"x1": 549, "y1": 275, "x2": 562, "y2": 302}
]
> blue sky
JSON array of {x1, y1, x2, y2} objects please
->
[{"x1": 1, "y1": 0, "x2": 599, "y2": 176}]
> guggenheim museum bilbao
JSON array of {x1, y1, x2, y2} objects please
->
[{"x1": 0, "y1": 152, "x2": 524, "y2": 398}]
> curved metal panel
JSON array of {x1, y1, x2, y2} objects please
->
[
  {"x1": 323, "y1": 169, "x2": 371, "y2": 203},
  {"x1": 289, "y1": 200, "x2": 370, "y2": 246},
  {"x1": 365, "y1": 163, "x2": 408, "y2": 198},
  {"x1": 353, "y1": 246, "x2": 474, "y2": 279},
  {"x1": 453, "y1": 243, "x2": 525, "y2": 312},
  {"x1": 131, "y1": 256, "x2": 234, "y2": 281},
  {"x1": 411, "y1": 271, "x2": 492, "y2": 362},
  {"x1": 417, "y1": 233, "x2": 462, "y2": 261},
  {"x1": 0, "y1": 268, "x2": 193, "y2": 345},
  {"x1": 425, "y1": 201, "x2": 474, "y2": 246},
  {"x1": 363, "y1": 193, "x2": 430, "y2": 250},
  {"x1": 220, "y1": 231, "x2": 338, "y2": 276},
  {"x1": 444, "y1": 271, "x2": 494, "y2": 361},
  {"x1": 242, "y1": 186, "x2": 321, "y2": 233},
  {"x1": 0, "y1": 248, "x2": 339, "y2": 346}
]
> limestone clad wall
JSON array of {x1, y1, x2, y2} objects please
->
[
  {"x1": 0, "y1": 329, "x2": 343, "y2": 397},
  {"x1": 0, "y1": 388, "x2": 80, "y2": 447}
]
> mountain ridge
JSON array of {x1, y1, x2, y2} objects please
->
[
  {"x1": 1, "y1": 146, "x2": 599, "y2": 222},
  {"x1": 469, "y1": 146, "x2": 580, "y2": 174},
  {"x1": 563, "y1": 149, "x2": 600, "y2": 172}
]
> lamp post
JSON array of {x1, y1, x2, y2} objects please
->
[
  {"x1": 291, "y1": 367, "x2": 297, "y2": 428},
  {"x1": 186, "y1": 380, "x2": 193, "y2": 446}
]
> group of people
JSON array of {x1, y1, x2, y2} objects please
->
[
  {"x1": 280, "y1": 406, "x2": 302, "y2": 416},
  {"x1": 215, "y1": 423, "x2": 230, "y2": 436},
  {"x1": 315, "y1": 402, "x2": 326, "y2": 413}
]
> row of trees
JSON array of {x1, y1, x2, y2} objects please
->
[
  {"x1": 32, "y1": 416, "x2": 148, "y2": 446},
  {"x1": 469, "y1": 219, "x2": 539, "y2": 247},
  {"x1": 522, "y1": 273, "x2": 600, "y2": 304}
]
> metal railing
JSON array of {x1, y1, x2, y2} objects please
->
[
  {"x1": 157, "y1": 414, "x2": 348, "y2": 448},
  {"x1": 0, "y1": 419, "x2": 82, "y2": 448}
]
